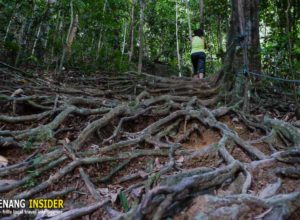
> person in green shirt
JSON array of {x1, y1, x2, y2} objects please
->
[{"x1": 191, "y1": 29, "x2": 206, "y2": 79}]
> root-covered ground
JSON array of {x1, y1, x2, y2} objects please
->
[{"x1": 0, "y1": 66, "x2": 300, "y2": 220}]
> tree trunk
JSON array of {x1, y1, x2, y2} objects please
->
[
  {"x1": 66, "y1": 14, "x2": 79, "y2": 54},
  {"x1": 217, "y1": 16, "x2": 224, "y2": 62},
  {"x1": 31, "y1": 24, "x2": 42, "y2": 56},
  {"x1": 96, "y1": 34, "x2": 103, "y2": 61},
  {"x1": 223, "y1": 0, "x2": 261, "y2": 92},
  {"x1": 3, "y1": 3, "x2": 19, "y2": 42},
  {"x1": 96, "y1": 0, "x2": 108, "y2": 61},
  {"x1": 122, "y1": 22, "x2": 127, "y2": 55},
  {"x1": 176, "y1": 0, "x2": 182, "y2": 77},
  {"x1": 285, "y1": 0, "x2": 299, "y2": 109},
  {"x1": 58, "y1": 0, "x2": 78, "y2": 74},
  {"x1": 4, "y1": 15, "x2": 14, "y2": 42},
  {"x1": 24, "y1": 3, "x2": 38, "y2": 54},
  {"x1": 199, "y1": 0, "x2": 204, "y2": 29},
  {"x1": 15, "y1": 20, "x2": 26, "y2": 66},
  {"x1": 129, "y1": 0, "x2": 136, "y2": 62},
  {"x1": 236, "y1": 0, "x2": 250, "y2": 112},
  {"x1": 185, "y1": 0, "x2": 192, "y2": 43},
  {"x1": 137, "y1": 0, "x2": 145, "y2": 74},
  {"x1": 31, "y1": 2, "x2": 52, "y2": 59}
]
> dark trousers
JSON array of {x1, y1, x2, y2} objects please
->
[{"x1": 191, "y1": 52, "x2": 206, "y2": 75}]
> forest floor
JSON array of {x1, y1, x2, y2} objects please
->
[{"x1": 0, "y1": 64, "x2": 300, "y2": 220}]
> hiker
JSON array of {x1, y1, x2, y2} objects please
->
[{"x1": 191, "y1": 29, "x2": 206, "y2": 79}]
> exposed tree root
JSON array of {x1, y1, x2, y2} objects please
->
[{"x1": 0, "y1": 68, "x2": 299, "y2": 219}]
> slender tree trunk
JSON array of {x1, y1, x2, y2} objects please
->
[
  {"x1": 96, "y1": 0, "x2": 108, "y2": 61},
  {"x1": 31, "y1": 2, "x2": 52, "y2": 60},
  {"x1": 185, "y1": 0, "x2": 192, "y2": 43},
  {"x1": 137, "y1": 0, "x2": 145, "y2": 74},
  {"x1": 48, "y1": 9, "x2": 61, "y2": 72},
  {"x1": 129, "y1": 0, "x2": 136, "y2": 62},
  {"x1": 217, "y1": 16, "x2": 224, "y2": 62},
  {"x1": 15, "y1": 20, "x2": 26, "y2": 66},
  {"x1": 3, "y1": 3, "x2": 19, "y2": 42},
  {"x1": 31, "y1": 24, "x2": 42, "y2": 56},
  {"x1": 58, "y1": 0, "x2": 78, "y2": 74},
  {"x1": 4, "y1": 16, "x2": 14, "y2": 42},
  {"x1": 24, "y1": 3, "x2": 38, "y2": 53},
  {"x1": 96, "y1": 34, "x2": 103, "y2": 61},
  {"x1": 42, "y1": 25, "x2": 50, "y2": 51},
  {"x1": 176, "y1": 0, "x2": 182, "y2": 77},
  {"x1": 41, "y1": 2, "x2": 55, "y2": 61},
  {"x1": 199, "y1": 0, "x2": 204, "y2": 29},
  {"x1": 122, "y1": 22, "x2": 127, "y2": 55},
  {"x1": 66, "y1": 14, "x2": 78, "y2": 55},
  {"x1": 285, "y1": 0, "x2": 298, "y2": 108}
]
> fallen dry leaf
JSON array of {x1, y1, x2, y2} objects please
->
[
  {"x1": 131, "y1": 186, "x2": 144, "y2": 198},
  {"x1": 176, "y1": 156, "x2": 184, "y2": 163},
  {"x1": 98, "y1": 188, "x2": 109, "y2": 195},
  {"x1": 65, "y1": 138, "x2": 70, "y2": 144},
  {"x1": 0, "y1": 155, "x2": 8, "y2": 167},
  {"x1": 138, "y1": 170, "x2": 148, "y2": 179},
  {"x1": 155, "y1": 157, "x2": 163, "y2": 169},
  {"x1": 110, "y1": 189, "x2": 121, "y2": 203}
]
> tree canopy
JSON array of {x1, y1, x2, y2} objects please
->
[{"x1": 1, "y1": 0, "x2": 298, "y2": 77}]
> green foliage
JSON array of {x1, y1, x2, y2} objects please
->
[
  {"x1": 23, "y1": 170, "x2": 39, "y2": 188},
  {"x1": 26, "y1": 55, "x2": 38, "y2": 63},
  {"x1": 119, "y1": 191, "x2": 130, "y2": 212},
  {"x1": 23, "y1": 178, "x2": 37, "y2": 188},
  {"x1": 36, "y1": 127, "x2": 54, "y2": 142},
  {"x1": 24, "y1": 136, "x2": 35, "y2": 150},
  {"x1": 32, "y1": 156, "x2": 43, "y2": 166},
  {"x1": 146, "y1": 173, "x2": 161, "y2": 190},
  {"x1": 260, "y1": 0, "x2": 300, "y2": 83},
  {"x1": 24, "y1": 128, "x2": 53, "y2": 150},
  {"x1": 0, "y1": 0, "x2": 298, "y2": 83},
  {"x1": 4, "y1": 41, "x2": 19, "y2": 52}
]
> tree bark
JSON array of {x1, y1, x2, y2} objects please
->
[
  {"x1": 176, "y1": 0, "x2": 182, "y2": 77},
  {"x1": 222, "y1": 0, "x2": 261, "y2": 94},
  {"x1": 199, "y1": 0, "x2": 204, "y2": 29},
  {"x1": 129, "y1": 0, "x2": 136, "y2": 62},
  {"x1": 66, "y1": 14, "x2": 79, "y2": 54},
  {"x1": 58, "y1": 0, "x2": 78, "y2": 74},
  {"x1": 185, "y1": 0, "x2": 192, "y2": 43},
  {"x1": 217, "y1": 16, "x2": 224, "y2": 62},
  {"x1": 31, "y1": 24, "x2": 42, "y2": 56},
  {"x1": 137, "y1": 0, "x2": 145, "y2": 74},
  {"x1": 227, "y1": 0, "x2": 261, "y2": 72},
  {"x1": 3, "y1": 3, "x2": 19, "y2": 42},
  {"x1": 15, "y1": 19, "x2": 26, "y2": 66},
  {"x1": 285, "y1": 0, "x2": 299, "y2": 109},
  {"x1": 122, "y1": 22, "x2": 127, "y2": 55},
  {"x1": 4, "y1": 15, "x2": 14, "y2": 42},
  {"x1": 96, "y1": 0, "x2": 108, "y2": 61}
]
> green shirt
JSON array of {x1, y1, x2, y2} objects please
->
[{"x1": 191, "y1": 36, "x2": 205, "y2": 54}]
